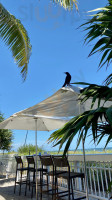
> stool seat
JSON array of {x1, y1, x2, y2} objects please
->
[
  {"x1": 56, "y1": 171, "x2": 84, "y2": 179},
  {"x1": 37, "y1": 168, "x2": 47, "y2": 172},
  {"x1": 17, "y1": 167, "x2": 29, "y2": 171}
]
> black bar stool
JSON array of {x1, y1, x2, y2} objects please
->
[
  {"x1": 25, "y1": 156, "x2": 36, "y2": 196},
  {"x1": 52, "y1": 155, "x2": 86, "y2": 200},
  {"x1": 25, "y1": 155, "x2": 47, "y2": 198},
  {"x1": 14, "y1": 156, "x2": 29, "y2": 195},
  {"x1": 39, "y1": 155, "x2": 55, "y2": 200}
]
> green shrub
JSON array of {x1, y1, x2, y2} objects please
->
[{"x1": 17, "y1": 144, "x2": 44, "y2": 155}]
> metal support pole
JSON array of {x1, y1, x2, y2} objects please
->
[
  {"x1": 35, "y1": 118, "x2": 38, "y2": 200},
  {"x1": 24, "y1": 130, "x2": 28, "y2": 146},
  {"x1": 82, "y1": 134, "x2": 89, "y2": 200}
]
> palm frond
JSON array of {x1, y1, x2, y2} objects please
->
[
  {"x1": 53, "y1": 0, "x2": 78, "y2": 11},
  {"x1": 0, "y1": 3, "x2": 32, "y2": 80},
  {"x1": 72, "y1": 82, "x2": 112, "y2": 108},
  {"x1": 104, "y1": 73, "x2": 112, "y2": 85},
  {"x1": 48, "y1": 107, "x2": 110, "y2": 155},
  {"x1": 81, "y1": 1, "x2": 112, "y2": 83},
  {"x1": 96, "y1": 123, "x2": 112, "y2": 148}
]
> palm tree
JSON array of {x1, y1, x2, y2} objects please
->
[{"x1": 0, "y1": 3, "x2": 32, "y2": 80}]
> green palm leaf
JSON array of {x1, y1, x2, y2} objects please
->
[
  {"x1": 81, "y1": 0, "x2": 112, "y2": 85},
  {"x1": 104, "y1": 73, "x2": 112, "y2": 85},
  {"x1": 96, "y1": 123, "x2": 112, "y2": 148},
  {"x1": 73, "y1": 82, "x2": 112, "y2": 108},
  {"x1": 0, "y1": 3, "x2": 32, "y2": 80},
  {"x1": 53, "y1": 0, "x2": 78, "y2": 11},
  {"x1": 48, "y1": 107, "x2": 109, "y2": 155}
]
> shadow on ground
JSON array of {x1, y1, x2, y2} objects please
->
[{"x1": 0, "y1": 178, "x2": 52, "y2": 200}]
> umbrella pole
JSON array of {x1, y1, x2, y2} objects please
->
[
  {"x1": 82, "y1": 133, "x2": 89, "y2": 200},
  {"x1": 35, "y1": 118, "x2": 38, "y2": 200}
]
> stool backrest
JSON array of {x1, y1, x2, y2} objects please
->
[
  {"x1": 39, "y1": 155, "x2": 53, "y2": 167},
  {"x1": 15, "y1": 156, "x2": 23, "y2": 164},
  {"x1": 26, "y1": 156, "x2": 35, "y2": 168},
  {"x1": 52, "y1": 155, "x2": 70, "y2": 170},
  {"x1": 15, "y1": 156, "x2": 23, "y2": 168}
]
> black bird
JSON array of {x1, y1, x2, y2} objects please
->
[{"x1": 62, "y1": 72, "x2": 71, "y2": 87}]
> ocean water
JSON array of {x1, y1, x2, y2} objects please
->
[
  {"x1": 84, "y1": 147, "x2": 112, "y2": 152},
  {"x1": 48, "y1": 147, "x2": 112, "y2": 153}
]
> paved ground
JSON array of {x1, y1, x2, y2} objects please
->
[
  {"x1": 0, "y1": 177, "x2": 87, "y2": 200},
  {"x1": 0, "y1": 177, "x2": 52, "y2": 200}
]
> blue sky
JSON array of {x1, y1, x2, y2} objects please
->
[{"x1": 0, "y1": 0, "x2": 111, "y2": 152}]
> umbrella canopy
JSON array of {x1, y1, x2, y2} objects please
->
[
  {"x1": 14, "y1": 86, "x2": 112, "y2": 119},
  {"x1": 15, "y1": 86, "x2": 81, "y2": 118},
  {"x1": 0, "y1": 114, "x2": 68, "y2": 131},
  {"x1": 0, "y1": 85, "x2": 112, "y2": 131}
]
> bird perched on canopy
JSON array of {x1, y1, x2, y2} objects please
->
[{"x1": 62, "y1": 72, "x2": 71, "y2": 87}]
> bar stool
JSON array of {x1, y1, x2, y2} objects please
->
[
  {"x1": 52, "y1": 155, "x2": 86, "y2": 200},
  {"x1": 26, "y1": 155, "x2": 47, "y2": 198},
  {"x1": 39, "y1": 155, "x2": 55, "y2": 200},
  {"x1": 14, "y1": 156, "x2": 29, "y2": 195},
  {"x1": 25, "y1": 156, "x2": 36, "y2": 196}
]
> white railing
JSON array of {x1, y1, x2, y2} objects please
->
[
  {"x1": 67, "y1": 155, "x2": 112, "y2": 200},
  {"x1": 0, "y1": 154, "x2": 17, "y2": 177},
  {"x1": 0, "y1": 154, "x2": 112, "y2": 199},
  {"x1": 67, "y1": 160, "x2": 111, "y2": 200}
]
